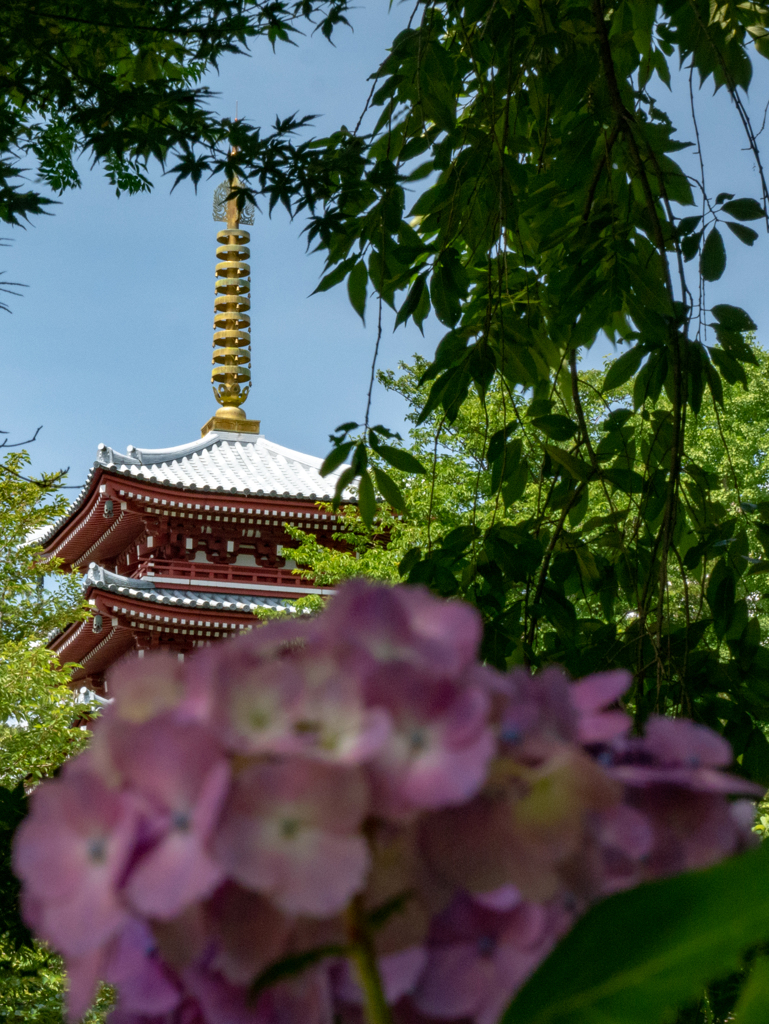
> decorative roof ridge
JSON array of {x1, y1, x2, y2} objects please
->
[
  {"x1": 81, "y1": 563, "x2": 299, "y2": 612},
  {"x1": 39, "y1": 431, "x2": 354, "y2": 552},
  {"x1": 97, "y1": 433, "x2": 218, "y2": 467},
  {"x1": 97, "y1": 431, "x2": 333, "y2": 476},
  {"x1": 85, "y1": 563, "x2": 155, "y2": 591}
]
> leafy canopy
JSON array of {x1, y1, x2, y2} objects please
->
[{"x1": 0, "y1": 0, "x2": 354, "y2": 225}]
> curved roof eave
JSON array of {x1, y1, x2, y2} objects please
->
[{"x1": 37, "y1": 429, "x2": 356, "y2": 550}]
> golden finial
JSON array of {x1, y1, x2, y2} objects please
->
[{"x1": 201, "y1": 157, "x2": 260, "y2": 437}]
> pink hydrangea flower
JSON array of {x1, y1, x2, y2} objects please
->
[
  {"x1": 421, "y1": 743, "x2": 621, "y2": 902},
  {"x1": 205, "y1": 883, "x2": 292, "y2": 986},
  {"x1": 214, "y1": 647, "x2": 391, "y2": 765},
  {"x1": 365, "y1": 670, "x2": 496, "y2": 819},
  {"x1": 11, "y1": 581, "x2": 762, "y2": 1024},
  {"x1": 411, "y1": 895, "x2": 568, "y2": 1024},
  {"x1": 213, "y1": 758, "x2": 370, "y2": 917},
  {"x1": 104, "y1": 919, "x2": 182, "y2": 1017},
  {"x1": 106, "y1": 717, "x2": 231, "y2": 920},
  {"x1": 13, "y1": 765, "x2": 138, "y2": 958},
  {"x1": 334, "y1": 946, "x2": 428, "y2": 1007},
  {"x1": 569, "y1": 670, "x2": 632, "y2": 745},
  {"x1": 108, "y1": 652, "x2": 188, "y2": 725},
  {"x1": 314, "y1": 581, "x2": 483, "y2": 681}
]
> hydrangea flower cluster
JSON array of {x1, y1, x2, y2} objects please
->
[{"x1": 13, "y1": 581, "x2": 762, "y2": 1024}]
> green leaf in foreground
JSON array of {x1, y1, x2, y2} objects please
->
[
  {"x1": 726, "y1": 221, "x2": 759, "y2": 247},
  {"x1": 357, "y1": 470, "x2": 377, "y2": 527},
  {"x1": 373, "y1": 466, "x2": 407, "y2": 512},
  {"x1": 734, "y1": 955, "x2": 769, "y2": 1024},
  {"x1": 701, "y1": 227, "x2": 726, "y2": 281},
  {"x1": 320, "y1": 441, "x2": 353, "y2": 477},
  {"x1": 347, "y1": 260, "x2": 368, "y2": 323},
  {"x1": 603, "y1": 345, "x2": 645, "y2": 393},
  {"x1": 721, "y1": 198, "x2": 764, "y2": 221},
  {"x1": 504, "y1": 841, "x2": 769, "y2": 1024}
]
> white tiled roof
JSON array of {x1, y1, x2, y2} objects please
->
[
  {"x1": 97, "y1": 430, "x2": 353, "y2": 501},
  {"x1": 39, "y1": 429, "x2": 353, "y2": 547},
  {"x1": 85, "y1": 564, "x2": 298, "y2": 614}
]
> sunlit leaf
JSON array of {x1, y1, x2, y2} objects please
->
[{"x1": 505, "y1": 843, "x2": 769, "y2": 1024}]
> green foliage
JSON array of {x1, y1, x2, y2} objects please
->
[
  {"x1": 733, "y1": 956, "x2": 769, "y2": 1024},
  {"x1": 304, "y1": 0, "x2": 769, "y2": 782},
  {"x1": 0, "y1": 932, "x2": 112, "y2": 1022},
  {"x1": 0, "y1": 783, "x2": 29, "y2": 952},
  {"x1": 288, "y1": 352, "x2": 769, "y2": 1021},
  {"x1": 0, "y1": 0, "x2": 355, "y2": 229},
  {"x1": 0, "y1": 451, "x2": 95, "y2": 957},
  {"x1": 0, "y1": 452, "x2": 84, "y2": 643},
  {"x1": 0, "y1": 644, "x2": 92, "y2": 785},
  {"x1": 0, "y1": 452, "x2": 93, "y2": 786},
  {"x1": 506, "y1": 842, "x2": 769, "y2": 1024}
]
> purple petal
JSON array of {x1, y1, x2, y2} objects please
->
[
  {"x1": 214, "y1": 760, "x2": 370, "y2": 916},
  {"x1": 104, "y1": 919, "x2": 181, "y2": 1015},
  {"x1": 642, "y1": 716, "x2": 733, "y2": 768},
  {"x1": 570, "y1": 671, "x2": 631, "y2": 714},
  {"x1": 14, "y1": 772, "x2": 139, "y2": 956},
  {"x1": 207, "y1": 883, "x2": 291, "y2": 986},
  {"x1": 613, "y1": 764, "x2": 764, "y2": 795},
  {"x1": 596, "y1": 804, "x2": 654, "y2": 860},
  {"x1": 413, "y1": 943, "x2": 494, "y2": 1019},
  {"x1": 64, "y1": 946, "x2": 107, "y2": 1023},
  {"x1": 578, "y1": 709, "x2": 632, "y2": 745},
  {"x1": 108, "y1": 652, "x2": 186, "y2": 724}
]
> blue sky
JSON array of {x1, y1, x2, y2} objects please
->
[{"x1": 2, "y1": 7, "x2": 769, "y2": 491}]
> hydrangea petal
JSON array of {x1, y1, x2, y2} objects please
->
[
  {"x1": 214, "y1": 759, "x2": 370, "y2": 917},
  {"x1": 14, "y1": 771, "x2": 138, "y2": 956}
]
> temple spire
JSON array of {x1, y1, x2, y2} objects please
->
[{"x1": 201, "y1": 166, "x2": 260, "y2": 437}]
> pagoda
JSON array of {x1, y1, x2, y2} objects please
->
[{"x1": 41, "y1": 178, "x2": 350, "y2": 696}]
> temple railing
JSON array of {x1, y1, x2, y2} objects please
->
[{"x1": 133, "y1": 557, "x2": 313, "y2": 589}]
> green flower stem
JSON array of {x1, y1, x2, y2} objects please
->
[{"x1": 345, "y1": 895, "x2": 394, "y2": 1024}]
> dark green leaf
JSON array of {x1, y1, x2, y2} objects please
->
[
  {"x1": 487, "y1": 422, "x2": 518, "y2": 465},
  {"x1": 678, "y1": 215, "x2": 702, "y2": 235},
  {"x1": 531, "y1": 415, "x2": 579, "y2": 442},
  {"x1": 501, "y1": 454, "x2": 529, "y2": 507},
  {"x1": 357, "y1": 470, "x2": 377, "y2": 527},
  {"x1": 681, "y1": 230, "x2": 702, "y2": 262},
  {"x1": 709, "y1": 347, "x2": 748, "y2": 387},
  {"x1": 505, "y1": 842, "x2": 769, "y2": 1024},
  {"x1": 320, "y1": 441, "x2": 354, "y2": 477},
  {"x1": 712, "y1": 305, "x2": 757, "y2": 332},
  {"x1": 347, "y1": 260, "x2": 368, "y2": 322},
  {"x1": 398, "y1": 547, "x2": 422, "y2": 577},
  {"x1": 603, "y1": 467, "x2": 645, "y2": 493},
  {"x1": 372, "y1": 466, "x2": 407, "y2": 511},
  {"x1": 371, "y1": 440, "x2": 427, "y2": 474},
  {"x1": 742, "y1": 728, "x2": 769, "y2": 786},
  {"x1": 701, "y1": 228, "x2": 726, "y2": 281},
  {"x1": 721, "y1": 198, "x2": 764, "y2": 221},
  {"x1": 420, "y1": 331, "x2": 468, "y2": 384},
  {"x1": 430, "y1": 266, "x2": 460, "y2": 327},
  {"x1": 726, "y1": 221, "x2": 759, "y2": 246},
  {"x1": 491, "y1": 438, "x2": 523, "y2": 495},
  {"x1": 394, "y1": 273, "x2": 427, "y2": 329},
  {"x1": 312, "y1": 255, "x2": 359, "y2": 295},
  {"x1": 603, "y1": 346, "x2": 645, "y2": 392},
  {"x1": 734, "y1": 956, "x2": 769, "y2": 1024},
  {"x1": 545, "y1": 445, "x2": 591, "y2": 483}
]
